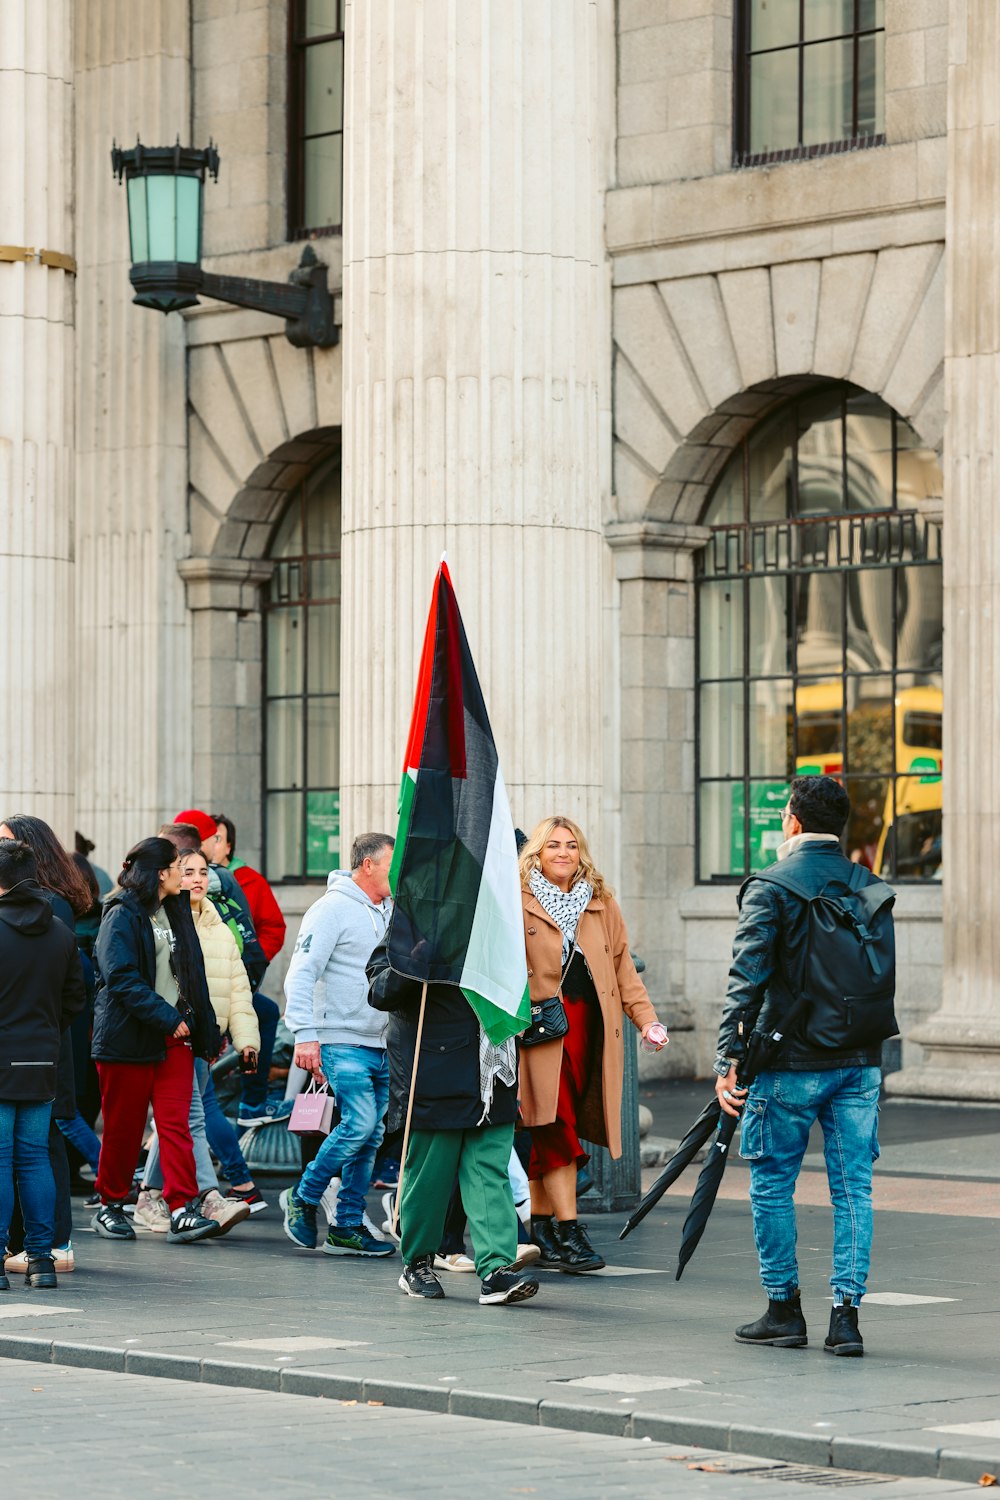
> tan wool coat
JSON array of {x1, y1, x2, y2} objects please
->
[
  {"x1": 193, "y1": 900, "x2": 261, "y2": 1054},
  {"x1": 518, "y1": 889, "x2": 657, "y2": 1159}
]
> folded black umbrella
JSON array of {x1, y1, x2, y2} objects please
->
[{"x1": 618, "y1": 1093, "x2": 721, "y2": 1241}]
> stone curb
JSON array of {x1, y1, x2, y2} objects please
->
[{"x1": 1, "y1": 1332, "x2": 994, "y2": 1485}]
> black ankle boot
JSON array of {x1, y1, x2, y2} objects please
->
[
  {"x1": 530, "y1": 1216, "x2": 566, "y2": 1270},
  {"x1": 25, "y1": 1256, "x2": 57, "y2": 1290},
  {"x1": 555, "y1": 1219, "x2": 606, "y2": 1274},
  {"x1": 825, "y1": 1296, "x2": 864, "y2": 1357},
  {"x1": 735, "y1": 1289, "x2": 807, "y2": 1347}
]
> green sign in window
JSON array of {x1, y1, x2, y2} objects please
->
[{"x1": 306, "y1": 791, "x2": 340, "y2": 877}]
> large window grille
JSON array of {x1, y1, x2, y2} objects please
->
[
  {"x1": 288, "y1": 0, "x2": 345, "y2": 238},
  {"x1": 734, "y1": 0, "x2": 885, "y2": 166},
  {"x1": 264, "y1": 456, "x2": 341, "y2": 881},
  {"x1": 697, "y1": 386, "x2": 943, "y2": 883}
]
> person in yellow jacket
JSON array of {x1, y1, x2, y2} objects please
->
[{"x1": 135, "y1": 850, "x2": 262, "y2": 1234}]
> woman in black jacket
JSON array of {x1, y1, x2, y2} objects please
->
[
  {"x1": 366, "y1": 941, "x2": 537, "y2": 1308},
  {"x1": 92, "y1": 838, "x2": 220, "y2": 1245}
]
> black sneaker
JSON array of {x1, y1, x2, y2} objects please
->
[
  {"x1": 555, "y1": 1219, "x2": 606, "y2": 1273},
  {"x1": 167, "y1": 1200, "x2": 222, "y2": 1244},
  {"x1": 479, "y1": 1267, "x2": 540, "y2": 1306},
  {"x1": 825, "y1": 1296, "x2": 864, "y2": 1357},
  {"x1": 530, "y1": 1215, "x2": 567, "y2": 1270},
  {"x1": 84, "y1": 1191, "x2": 101, "y2": 1209},
  {"x1": 735, "y1": 1290, "x2": 808, "y2": 1347},
  {"x1": 224, "y1": 1185, "x2": 268, "y2": 1214},
  {"x1": 25, "y1": 1255, "x2": 57, "y2": 1290},
  {"x1": 398, "y1": 1256, "x2": 445, "y2": 1299},
  {"x1": 91, "y1": 1204, "x2": 137, "y2": 1241},
  {"x1": 323, "y1": 1225, "x2": 396, "y2": 1257}
]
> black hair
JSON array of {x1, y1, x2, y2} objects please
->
[
  {"x1": 350, "y1": 832, "x2": 395, "y2": 870},
  {"x1": 212, "y1": 813, "x2": 236, "y2": 859},
  {"x1": 71, "y1": 851, "x2": 101, "y2": 908},
  {"x1": 788, "y1": 775, "x2": 851, "y2": 836},
  {"x1": 0, "y1": 838, "x2": 39, "y2": 890},
  {"x1": 119, "y1": 838, "x2": 180, "y2": 912},
  {"x1": 1, "y1": 813, "x2": 93, "y2": 916},
  {"x1": 118, "y1": 837, "x2": 207, "y2": 1018}
]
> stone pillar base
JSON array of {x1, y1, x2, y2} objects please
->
[{"x1": 883, "y1": 1018, "x2": 1000, "y2": 1102}]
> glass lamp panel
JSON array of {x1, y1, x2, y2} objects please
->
[
  {"x1": 749, "y1": 576, "x2": 792, "y2": 675},
  {"x1": 846, "y1": 676, "x2": 893, "y2": 773},
  {"x1": 802, "y1": 38, "x2": 853, "y2": 146},
  {"x1": 749, "y1": 0, "x2": 800, "y2": 51},
  {"x1": 857, "y1": 30, "x2": 885, "y2": 136},
  {"x1": 145, "y1": 175, "x2": 180, "y2": 261},
  {"x1": 174, "y1": 175, "x2": 202, "y2": 262},
  {"x1": 896, "y1": 563, "x2": 943, "y2": 674},
  {"x1": 749, "y1": 49, "x2": 800, "y2": 155},
  {"x1": 794, "y1": 571, "x2": 843, "y2": 675},
  {"x1": 700, "y1": 682, "x2": 745, "y2": 778},
  {"x1": 845, "y1": 392, "x2": 893, "y2": 511},
  {"x1": 305, "y1": 40, "x2": 344, "y2": 135},
  {"x1": 266, "y1": 792, "x2": 303, "y2": 881},
  {"x1": 749, "y1": 411, "x2": 795, "y2": 520},
  {"x1": 126, "y1": 178, "x2": 149, "y2": 262},
  {"x1": 699, "y1": 782, "x2": 746, "y2": 881},
  {"x1": 749, "y1": 678, "x2": 794, "y2": 778},
  {"x1": 266, "y1": 606, "x2": 304, "y2": 697},
  {"x1": 306, "y1": 602, "x2": 341, "y2": 694},
  {"x1": 699, "y1": 580, "x2": 744, "y2": 680},
  {"x1": 267, "y1": 699, "x2": 304, "y2": 788},
  {"x1": 306, "y1": 0, "x2": 340, "y2": 35},
  {"x1": 804, "y1": 0, "x2": 857, "y2": 41},
  {"x1": 307, "y1": 698, "x2": 340, "y2": 786},
  {"x1": 846, "y1": 567, "x2": 894, "y2": 672},
  {"x1": 794, "y1": 678, "x2": 845, "y2": 777},
  {"x1": 845, "y1": 776, "x2": 891, "y2": 873},
  {"x1": 796, "y1": 393, "x2": 844, "y2": 514},
  {"x1": 304, "y1": 135, "x2": 344, "y2": 229}
]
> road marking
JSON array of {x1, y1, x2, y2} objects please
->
[
  {"x1": 0, "y1": 1304, "x2": 83, "y2": 1319},
  {"x1": 218, "y1": 1336, "x2": 370, "y2": 1352},
  {"x1": 586, "y1": 1266, "x2": 668, "y2": 1277},
  {"x1": 930, "y1": 1420, "x2": 1000, "y2": 1438},
  {"x1": 862, "y1": 1292, "x2": 958, "y2": 1306},
  {"x1": 562, "y1": 1373, "x2": 702, "y2": 1393}
]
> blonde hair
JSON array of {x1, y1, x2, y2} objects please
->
[{"x1": 518, "y1": 815, "x2": 611, "y2": 900}]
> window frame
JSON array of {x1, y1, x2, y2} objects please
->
[
  {"x1": 287, "y1": 0, "x2": 345, "y2": 241},
  {"x1": 733, "y1": 0, "x2": 887, "y2": 168}
]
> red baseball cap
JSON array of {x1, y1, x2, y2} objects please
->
[{"x1": 174, "y1": 809, "x2": 219, "y2": 843}]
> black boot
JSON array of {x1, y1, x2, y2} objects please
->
[
  {"x1": 530, "y1": 1216, "x2": 566, "y2": 1270},
  {"x1": 25, "y1": 1256, "x2": 57, "y2": 1290},
  {"x1": 735, "y1": 1289, "x2": 807, "y2": 1347},
  {"x1": 825, "y1": 1296, "x2": 864, "y2": 1357},
  {"x1": 555, "y1": 1219, "x2": 606, "y2": 1274}
]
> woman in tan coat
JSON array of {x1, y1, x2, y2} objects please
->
[{"x1": 519, "y1": 816, "x2": 667, "y2": 1273}]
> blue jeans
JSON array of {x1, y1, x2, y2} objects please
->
[
  {"x1": 297, "y1": 1046, "x2": 388, "y2": 1226},
  {"x1": 740, "y1": 1066, "x2": 881, "y2": 1304},
  {"x1": 56, "y1": 1111, "x2": 102, "y2": 1174},
  {"x1": 0, "y1": 1100, "x2": 55, "y2": 1258},
  {"x1": 240, "y1": 994, "x2": 280, "y2": 1111},
  {"x1": 200, "y1": 1063, "x2": 250, "y2": 1185}
]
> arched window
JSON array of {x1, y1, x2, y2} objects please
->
[
  {"x1": 264, "y1": 456, "x2": 341, "y2": 881},
  {"x1": 696, "y1": 385, "x2": 942, "y2": 883}
]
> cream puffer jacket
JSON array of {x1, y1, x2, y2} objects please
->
[{"x1": 192, "y1": 899, "x2": 260, "y2": 1053}]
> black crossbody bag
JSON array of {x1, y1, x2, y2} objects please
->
[{"x1": 520, "y1": 942, "x2": 576, "y2": 1048}]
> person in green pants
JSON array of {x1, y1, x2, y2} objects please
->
[{"x1": 367, "y1": 940, "x2": 538, "y2": 1307}]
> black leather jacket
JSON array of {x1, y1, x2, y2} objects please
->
[{"x1": 716, "y1": 841, "x2": 883, "y2": 1074}]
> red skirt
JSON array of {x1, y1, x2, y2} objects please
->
[{"x1": 527, "y1": 994, "x2": 598, "y2": 1179}]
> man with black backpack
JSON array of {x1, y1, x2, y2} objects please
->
[{"x1": 714, "y1": 776, "x2": 898, "y2": 1360}]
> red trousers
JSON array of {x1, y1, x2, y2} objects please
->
[
  {"x1": 96, "y1": 1036, "x2": 198, "y2": 1211},
  {"x1": 528, "y1": 995, "x2": 598, "y2": 1180}
]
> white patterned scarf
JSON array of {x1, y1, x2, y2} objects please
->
[
  {"x1": 529, "y1": 869, "x2": 594, "y2": 962},
  {"x1": 477, "y1": 1026, "x2": 517, "y2": 1126}
]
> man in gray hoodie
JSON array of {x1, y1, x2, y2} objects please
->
[{"x1": 280, "y1": 833, "x2": 395, "y2": 1257}]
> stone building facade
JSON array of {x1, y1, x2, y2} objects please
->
[{"x1": 2, "y1": 0, "x2": 995, "y2": 1098}]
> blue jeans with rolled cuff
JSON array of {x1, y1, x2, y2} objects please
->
[
  {"x1": 0, "y1": 1100, "x2": 56, "y2": 1259},
  {"x1": 296, "y1": 1045, "x2": 388, "y2": 1227},
  {"x1": 739, "y1": 1066, "x2": 881, "y2": 1305}
]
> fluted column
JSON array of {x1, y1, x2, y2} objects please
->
[
  {"x1": 0, "y1": 2, "x2": 75, "y2": 840},
  {"x1": 887, "y1": 0, "x2": 1000, "y2": 1100},
  {"x1": 340, "y1": 1, "x2": 609, "y2": 849},
  {"x1": 73, "y1": 4, "x2": 193, "y2": 867}
]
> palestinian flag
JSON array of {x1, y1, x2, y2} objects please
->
[{"x1": 387, "y1": 559, "x2": 530, "y2": 1045}]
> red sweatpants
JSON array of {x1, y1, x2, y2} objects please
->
[
  {"x1": 96, "y1": 1037, "x2": 198, "y2": 1211},
  {"x1": 528, "y1": 995, "x2": 598, "y2": 1180}
]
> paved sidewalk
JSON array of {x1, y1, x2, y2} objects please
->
[{"x1": 0, "y1": 1092, "x2": 996, "y2": 1485}]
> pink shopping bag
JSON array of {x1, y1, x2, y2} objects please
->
[{"x1": 288, "y1": 1078, "x2": 335, "y2": 1136}]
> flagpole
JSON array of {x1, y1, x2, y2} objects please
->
[{"x1": 392, "y1": 981, "x2": 428, "y2": 1236}]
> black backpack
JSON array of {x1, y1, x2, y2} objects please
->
[{"x1": 750, "y1": 859, "x2": 899, "y2": 1050}]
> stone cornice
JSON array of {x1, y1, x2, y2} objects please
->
[
  {"x1": 605, "y1": 519, "x2": 711, "y2": 581},
  {"x1": 177, "y1": 556, "x2": 275, "y2": 611}
]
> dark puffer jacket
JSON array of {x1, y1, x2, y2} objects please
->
[
  {"x1": 93, "y1": 890, "x2": 219, "y2": 1064},
  {"x1": 367, "y1": 941, "x2": 518, "y2": 1132},
  {"x1": 0, "y1": 883, "x2": 86, "y2": 1102},
  {"x1": 717, "y1": 841, "x2": 884, "y2": 1073}
]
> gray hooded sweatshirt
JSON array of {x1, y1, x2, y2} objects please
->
[{"x1": 283, "y1": 871, "x2": 391, "y2": 1048}]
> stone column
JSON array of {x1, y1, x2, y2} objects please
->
[
  {"x1": 73, "y1": 4, "x2": 194, "y2": 866},
  {"x1": 606, "y1": 521, "x2": 709, "y2": 1078},
  {"x1": 886, "y1": 0, "x2": 1000, "y2": 1100},
  {"x1": 339, "y1": 1, "x2": 609, "y2": 849},
  {"x1": 0, "y1": 4, "x2": 76, "y2": 840}
]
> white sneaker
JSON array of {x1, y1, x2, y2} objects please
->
[
  {"x1": 133, "y1": 1188, "x2": 170, "y2": 1234},
  {"x1": 380, "y1": 1189, "x2": 401, "y2": 1244},
  {"x1": 363, "y1": 1210, "x2": 387, "y2": 1242},
  {"x1": 200, "y1": 1189, "x2": 251, "y2": 1236},
  {"x1": 320, "y1": 1178, "x2": 341, "y2": 1226},
  {"x1": 433, "y1": 1252, "x2": 476, "y2": 1273}
]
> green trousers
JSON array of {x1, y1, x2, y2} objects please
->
[{"x1": 400, "y1": 1122, "x2": 517, "y2": 1279}]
